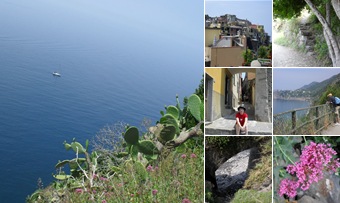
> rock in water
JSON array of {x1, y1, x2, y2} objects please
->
[{"x1": 215, "y1": 148, "x2": 259, "y2": 194}]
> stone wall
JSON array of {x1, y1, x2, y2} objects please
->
[{"x1": 255, "y1": 68, "x2": 271, "y2": 122}]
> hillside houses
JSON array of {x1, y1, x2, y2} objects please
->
[{"x1": 205, "y1": 14, "x2": 271, "y2": 67}]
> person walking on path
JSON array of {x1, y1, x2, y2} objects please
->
[
  {"x1": 327, "y1": 93, "x2": 340, "y2": 125},
  {"x1": 235, "y1": 105, "x2": 248, "y2": 135}
]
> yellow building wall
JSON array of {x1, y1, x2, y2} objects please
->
[
  {"x1": 205, "y1": 68, "x2": 234, "y2": 120},
  {"x1": 210, "y1": 47, "x2": 244, "y2": 67},
  {"x1": 205, "y1": 68, "x2": 225, "y2": 95},
  {"x1": 205, "y1": 28, "x2": 221, "y2": 47}
]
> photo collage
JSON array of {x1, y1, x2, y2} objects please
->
[{"x1": 205, "y1": 0, "x2": 340, "y2": 203}]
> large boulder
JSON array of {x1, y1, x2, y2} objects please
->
[{"x1": 215, "y1": 148, "x2": 259, "y2": 194}]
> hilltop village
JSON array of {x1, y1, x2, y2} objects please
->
[{"x1": 205, "y1": 14, "x2": 271, "y2": 67}]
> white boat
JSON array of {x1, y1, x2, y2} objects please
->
[{"x1": 52, "y1": 72, "x2": 61, "y2": 77}]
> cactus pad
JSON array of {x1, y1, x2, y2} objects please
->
[
  {"x1": 188, "y1": 94, "x2": 202, "y2": 121},
  {"x1": 160, "y1": 114, "x2": 180, "y2": 134},
  {"x1": 124, "y1": 127, "x2": 139, "y2": 145},
  {"x1": 166, "y1": 105, "x2": 179, "y2": 119},
  {"x1": 159, "y1": 124, "x2": 176, "y2": 143},
  {"x1": 71, "y1": 142, "x2": 86, "y2": 154},
  {"x1": 137, "y1": 140, "x2": 159, "y2": 155}
]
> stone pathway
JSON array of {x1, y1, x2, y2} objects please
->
[
  {"x1": 321, "y1": 123, "x2": 340, "y2": 135},
  {"x1": 273, "y1": 43, "x2": 322, "y2": 67}
]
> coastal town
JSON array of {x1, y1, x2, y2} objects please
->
[
  {"x1": 273, "y1": 89, "x2": 311, "y2": 101},
  {"x1": 205, "y1": 14, "x2": 271, "y2": 67}
]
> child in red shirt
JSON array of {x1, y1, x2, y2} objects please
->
[{"x1": 235, "y1": 105, "x2": 248, "y2": 135}]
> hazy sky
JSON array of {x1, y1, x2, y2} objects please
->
[
  {"x1": 205, "y1": 0, "x2": 272, "y2": 40},
  {"x1": 274, "y1": 68, "x2": 340, "y2": 90}
]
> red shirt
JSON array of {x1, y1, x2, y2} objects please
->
[{"x1": 236, "y1": 112, "x2": 248, "y2": 126}]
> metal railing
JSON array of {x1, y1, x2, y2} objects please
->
[{"x1": 273, "y1": 104, "x2": 334, "y2": 135}]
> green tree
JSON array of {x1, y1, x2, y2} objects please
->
[
  {"x1": 258, "y1": 46, "x2": 268, "y2": 58},
  {"x1": 242, "y1": 49, "x2": 254, "y2": 66},
  {"x1": 274, "y1": 0, "x2": 340, "y2": 66}
]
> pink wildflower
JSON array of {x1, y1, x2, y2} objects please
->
[
  {"x1": 181, "y1": 154, "x2": 187, "y2": 159},
  {"x1": 190, "y1": 153, "x2": 197, "y2": 158},
  {"x1": 100, "y1": 177, "x2": 108, "y2": 181},
  {"x1": 154, "y1": 166, "x2": 159, "y2": 171},
  {"x1": 102, "y1": 200, "x2": 107, "y2": 203},
  {"x1": 152, "y1": 189, "x2": 158, "y2": 195},
  {"x1": 131, "y1": 193, "x2": 134, "y2": 197},
  {"x1": 182, "y1": 198, "x2": 192, "y2": 203},
  {"x1": 285, "y1": 142, "x2": 340, "y2": 191},
  {"x1": 278, "y1": 179, "x2": 299, "y2": 198},
  {"x1": 147, "y1": 165, "x2": 153, "y2": 172},
  {"x1": 75, "y1": 188, "x2": 83, "y2": 194}
]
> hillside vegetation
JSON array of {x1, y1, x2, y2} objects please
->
[{"x1": 27, "y1": 78, "x2": 204, "y2": 203}]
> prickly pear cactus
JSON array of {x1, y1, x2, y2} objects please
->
[
  {"x1": 159, "y1": 124, "x2": 176, "y2": 143},
  {"x1": 160, "y1": 114, "x2": 180, "y2": 134},
  {"x1": 70, "y1": 142, "x2": 86, "y2": 154},
  {"x1": 124, "y1": 127, "x2": 139, "y2": 145},
  {"x1": 188, "y1": 94, "x2": 202, "y2": 121},
  {"x1": 166, "y1": 105, "x2": 179, "y2": 119},
  {"x1": 137, "y1": 140, "x2": 159, "y2": 155}
]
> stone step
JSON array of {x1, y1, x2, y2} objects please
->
[
  {"x1": 300, "y1": 22, "x2": 311, "y2": 27},
  {"x1": 205, "y1": 128, "x2": 272, "y2": 135},
  {"x1": 305, "y1": 45, "x2": 314, "y2": 52},
  {"x1": 307, "y1": 51, "x2": 315, "y2": 56},
  {"x1": 306, "y1": 40, "x2": 315, "y2": 46},
  {"x1": 300, "y1": 30, "x2": 312, "y2": 36},
  {"x1": 205, "y1": 118, "x2": 272, "y2": 135},
  {"x1": 307, "y1": 35, "x2": 315, "y2": 40}
]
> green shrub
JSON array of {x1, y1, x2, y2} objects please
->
[{"x1": 231, "y1": 190, "x2": 272, "y2": 203}]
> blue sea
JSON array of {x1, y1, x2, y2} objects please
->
[
  {"x1": 273, "y1": 99, "x2": 310, "y2": 115},
  {"x1": 0, "y1": 1, "x2": 203, "y2": 202}
]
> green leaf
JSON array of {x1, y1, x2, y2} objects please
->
[
  {"x1": 145, "y1": 154, "x2": 158, "y2": 160},
  {"x1": 117, "y1": 152, "x2": 129, "y2": 158},
  {"x1": 111, "y1": 166, "x2": 121, "y2": 173},
  {"x1": 55, "y1": 160, "x2": 70, "y2": 168},
  {"x1": 85, "y1": 139, "x2": 89, "y2": 152},
  {"x1": 53, "y1": 174, "x2": 71, "y2": 180}
]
